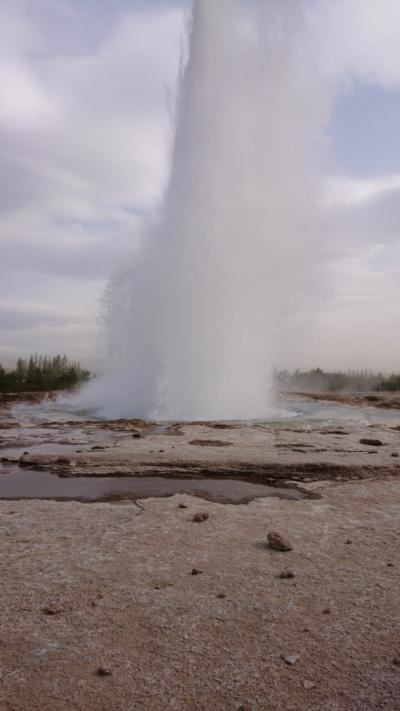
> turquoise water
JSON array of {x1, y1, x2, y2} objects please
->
[{"x1": 11, "y1": 394, "x2": 400, "y2": 429}]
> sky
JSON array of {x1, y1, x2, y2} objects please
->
[{"x1": 0, "y1": 0, "x2": 399, "y2": 371}]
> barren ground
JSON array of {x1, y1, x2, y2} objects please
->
[{"x1": 0, "y1": 392, "x2": 400, "y2": 710}]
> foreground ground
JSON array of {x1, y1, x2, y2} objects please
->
[
  {"x1": 0, "y1": 392, "x2": 400, "y2": 709},
  {"x1": 1, "y1": 481, "x2": 400, "y2": 710}
]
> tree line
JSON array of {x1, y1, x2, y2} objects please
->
[
  {"x1": 275, "y1": 368, "x2": 400, "y2": 393},
  {"x1": 0, "y1": 354, "x2": 91, "y2": 393}
]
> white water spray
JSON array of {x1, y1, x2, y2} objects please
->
[{"x1": 80, "y1": 0, "x2": 331, "y2": 420}]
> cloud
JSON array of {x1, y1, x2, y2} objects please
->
[
  {"x1": 0, "y1": 1, "x2": 184, "y2": 360},
  {"x1": 312, "y1": 0, "x2": 400, "y2": 88},
  {"x1": 325, "y1": 174, "x2": 400, "y2": 207},
  {"x1": 0, "y1": 302, "x2": 86, "y2": 331},
  {"x1": 310, "y1": 172, "x2": 400, "y2": 370},
  {"x1": 324, "y1": 175, "x2": 400, "y2": 251},
  {"x1": 0, "y1": 0, "x2": 399, "y2": 371}
]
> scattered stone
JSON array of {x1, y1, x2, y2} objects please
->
[
  {"x1": 91, "y1": 593, "x2": 104, "y2": 607},
  {"x1": 268, "y1": 532, "x2": 293, "y2": 552},
  {"x1": 153, "y1": 581, "x2": 172, "y2": 591},
  {"x1": 279, "y1": 570, "x2": 295, "y2": 579},
  {"x1": 359, "y1": 438, "x2": 384, "y2": 447},
  {"x1": 191, "y1": 568, "x2": 203, "y2": 576},
  {"x1": 158, "y1": 449, "x2": 165, "y2": 453},
  {"x1": 192, "y1": 512, "x2": 209, "y2": 523},
  {"x1": 132, "y1": 433, "x2": 142, "y2": 439},
  {"x1": 281, "y1": 654, "x2": 300, "y2": 665},
  {"x1": 178, "y1": 503, "x2": 188, "y2": 509},
  {"x1": 319, "y1": 429, "x2": 349, "y2": 435},
  {"x1": 388, "y1": 562, "x2": 394, "y2": 567},
  {"x1": 55, "y1": 456, "x2": 76, "y2": 467},
  {"x1": 323, "y1": 607, "x2": 331, "y2": 614},
  {"x1": 42, "y1": 604, "x2": 63, "y2": 615},
  {"x1": 345, "y1": 539, "x2": 352, "y2": 544},
  {"x1": 91, "y1": 445, "x2": 105, "y2": 450},
  {"x1": 217, "y1": 593, "x2": 226, "y2": 599},
  {"x1": 303, "y1": 680, "x2": 317, "y2": 690},
  {"x1": 391, "y1": 452, "x2": 399, "y2": 458},
  {"x1": 188, "y1": 439, "x2": 232, "y2": 447},
  {"x1": 96, "y1": 666, "x2": 112, "y2": 676},
  {"x1": 392, "y1": 657, "x2": 400, "y2": 667}
]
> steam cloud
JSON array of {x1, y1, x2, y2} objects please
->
[{"x1": 79, "y1": 0, "x2": 332, "y2": 420}]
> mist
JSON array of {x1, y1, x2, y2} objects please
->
[{"x1": 78, "y1": 0, "x2": 333, "y2": 420}]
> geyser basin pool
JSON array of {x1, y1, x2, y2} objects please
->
[
  {"x1": 2, "y1": 393, "x2": 399, "y2": 507},
  {"x1": 0, "y1": 467, "x2": 306, "y2": 505},
  {"x1": 12, "y1": 391, "x2": 400, "y2": 429}
]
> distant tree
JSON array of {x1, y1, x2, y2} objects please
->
[
  {"x1": 274, "y1": 368, "x2": 399, "y2": 393},
  {"x1": 0, "y1": 355, "x2": 91, "y2": 393}
]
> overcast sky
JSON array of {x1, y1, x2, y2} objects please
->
[{"x1": 0, "y1": 0, "x2": 399, "y2": 371}]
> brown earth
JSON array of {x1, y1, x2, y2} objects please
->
[
  {"x1": 1, "y1": 392, "x2": 400, "y2": 709},
  {"x1": 1, "y1": 481, "x2": 400, "y2": 710},
  {"x1": 292, "y1": 391, "x2": 400, "y2": 410}
]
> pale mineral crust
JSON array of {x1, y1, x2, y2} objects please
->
[
  {"x1": 1, "y1": 479, "x2": 400, "y2": 710},
  {"x1": 1, "y1": 392, "x2": 400, "y2": 709}
]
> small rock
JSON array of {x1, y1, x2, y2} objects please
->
[
  {"x1": 191, "y1": 568, "x2": 203, "y2": 575},
  {"x1": 388, "y1": 562, "x2": 394, "y2": 567},
  {"x1": 158, "y1": 449, "x2": 164, "y2": 453},
  {"x1": 303, "y1": 680, "x2": 316, "y2": 690},
  {"x1": 323, "y1": 607, "x2": 331, "y2": 614},
  {"x1": 391, "y1": 452, "x2": 399, "y2": 458},
  {"x1": 359, "y1": 438, "x2": 384, "y2": 447},
  {"x1": 42, "y1": 604, "x2": 63, "y2": 615},
  {"x1": 178, "y1": 503, "x2": 188, "y2": 509},
  {"x1": 345, "y1": 539, "x2": 352, "y2": 544},
  {"x1": 217, "y1": 593, "x2": 226, "y2": 599},
  {"x1": 56, "y1": 455, "x2": 75, "y2": 466},
  {"x1": 189, "y1": 438, "x2": 232, "y2": 447},
  {"x1": 96, "y1": 666, "x2": 112, "y2": 676},
  {"x1": 393, "y1": 657, "x2": 400, "y2": 666},
  {"x1": 132, "y1": 433, "x2": 141, "y2": 439},
  {"x1": 279, "y1": 570, "x2": 295, "y2": 579},
  {"x1": 192, "y1": 512, "x2": 209, "y2": 523},
  {"x1": 268, "y1": 532, "x2": 293, "y2": 552},
  {"x1": 281, "y1": 654, "x2": 300, "y2": 665}
]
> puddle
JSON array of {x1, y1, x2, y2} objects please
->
[{"x1": 0, "y1": 466, "x2": 306, "y2": 504}]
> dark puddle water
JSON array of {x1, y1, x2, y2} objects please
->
[{"x1": 0, "y1": 466, "x2": 305, "y2": 504}]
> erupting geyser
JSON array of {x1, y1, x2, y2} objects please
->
[{"x1": 80, "y1": 0, "x2": 331, "y2": 420}]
